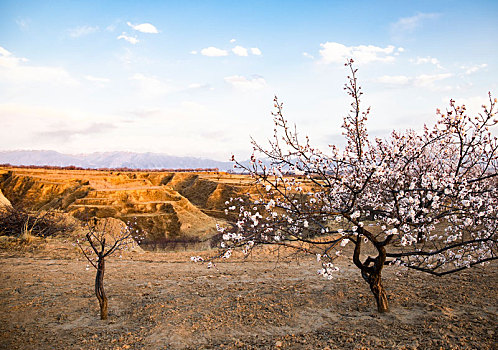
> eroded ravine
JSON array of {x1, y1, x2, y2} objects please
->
[{"x1": 0, "y1": 167, "x2": 247, "y2": 244}]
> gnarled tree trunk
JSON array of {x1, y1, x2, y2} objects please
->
[
  {"x1": 360, "y1": 268, "x2": 389, "y2": 313},
  {"x1": 95, "y1": 257, "x2": 108, "y2": 320},
  {"x1": 353, "y1": 230, "x2": 390, "y2": 313},
  {"x1": 367, "y1": 272, "x2": 389, "y2": 313}
]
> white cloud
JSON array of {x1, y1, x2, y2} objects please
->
[
  {"x1": 394, "y1": 47, "x2": 405, "y2": 56},
  {"x1": 197, "y1": 45, "x2": 260, "y2": 57},
  {"x1": 201, "y1": 47, "x2": 228, "y2": 57},
  {"x1": 127, "y1": 22, "x2": 159, "y2": 34},
  {"x1": 303, "y1": 52, "x2": 314, "y2": 59},
  {"x1": 391, "y1": 13, "x2": 439, "y2": 34},
  {"x1": 190, "y1": 50, "x2": 198, "y2": 55},
  {"x1": 413, "y1": 56, "x2": 440, "y2": 65},
  {"x1": 0, "y1": 103, "x2": 120, "y2": 150},
  {"x1": 224, "y1": 75, "x2": 267, "y2": 91},
  {"x1": 319, "y1": 42, "x2": 396, "y2": 65},
  {"x1": 68, "y1": 25, "x2": 99, "y2": 38},
  {"x1": 130, "y1": 73, "x2": 176, "y2": 96},
  {"x1": 85, "y1": 75, "x2": 110, "y2": 83},
  {"x1": 0, "y1": 47, "x2": 14, "y2": 59},
  {"x1": 117, "y1": 33, "x2": 139, "y2": 44},
  {"x1": 232, "y1": 45, "x2": 248, "y2": 56},
  {"x1": 376, "y1": 73, "x2": 452, "y2": 87},
  {"x1": 463, "y1": 63, "x2": 487, "y2": 75},
  {"x1": 250, "y1": 47, "x2": 262, "y2": 56},
  {"x1": 0, "y1": 46, "x2": 77, "y2": 85},
  {"x1": 230, "y1": 38, "x2": 236, "y2": 43},
  {"x1": 411, "y1": 56, "x2": 443, "y2": 69}
]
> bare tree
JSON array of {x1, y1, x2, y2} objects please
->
[
  {"x1": 77, "y1": 218, "x2": 140, "y2": 320},
  {"x1": 201, "y1": 60, "x2": 498, "y2": 313}
]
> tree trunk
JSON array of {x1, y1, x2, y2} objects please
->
[
  {"x1": 352, "y1": 230, "x2": 389, "y2": 313},
  {"x1": 368, "y1": 273, "x2": 389, "y2": 313},
  {"x1": 95, "y1": 257, "x2": 108, "y2": 320}
]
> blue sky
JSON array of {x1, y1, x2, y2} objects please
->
[{"x1": 1, "y1": 0, "x2": 497, "y2": 160}]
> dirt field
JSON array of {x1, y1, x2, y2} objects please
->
[{"x1": 0, "y1": 240, "x2": 496, "y2": 350}]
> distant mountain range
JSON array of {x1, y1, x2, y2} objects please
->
[{"x1": 0, "y1": 150, "x2": 236, "y2": 171}]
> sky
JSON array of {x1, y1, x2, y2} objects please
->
[{"x1": 0, "y1": 0, "x2": 497, "y2": 161}]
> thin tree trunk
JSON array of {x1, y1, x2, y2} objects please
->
[{"x1": 95, "y1": 257, "x2": 108, "y2": 320}]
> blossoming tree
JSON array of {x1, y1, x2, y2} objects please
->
[{"x1": 211, "y1": 60, "x2": 497, "y2": 313}]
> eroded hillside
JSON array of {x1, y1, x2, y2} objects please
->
[{"x1": 0, "y1": 167, "x2": 253, "y2": 243}]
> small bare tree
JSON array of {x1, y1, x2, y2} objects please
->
[
  {"x1": 77, "y1": 218, "x2": 140, "y2": 320},
  {"x1": 201, "y1": 60, "x2": 498, "y2": 313}
]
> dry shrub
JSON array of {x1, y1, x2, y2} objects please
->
[{"x1": 0, "y1": 204, "x2": 73, "y2": 238}]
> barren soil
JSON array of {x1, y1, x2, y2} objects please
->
[{"x1": 0, "y1": 240, "x2": 496, "y2": 350}]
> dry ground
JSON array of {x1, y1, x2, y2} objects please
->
[{"x1": 0, "y1": 240, "x2": 496, "y2": 350}]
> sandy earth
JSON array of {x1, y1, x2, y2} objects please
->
[{"x1": 0, "y1": 240, "x2": 496, "y2": 350}]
